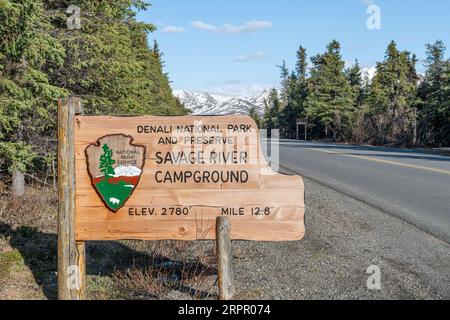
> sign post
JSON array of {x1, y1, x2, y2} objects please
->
[
  {"x1": 57, "y1": 97, "x2": 86, "y2": 300},
  {"x1": 296, "y1": 119, "x2": 308, "y2": 141},
  {"x1": 216, "y1": 217, "x2": 234, "y2": 300},
  {"x1": 57, "y1": 97, "x2": 305, "y2": 300}
]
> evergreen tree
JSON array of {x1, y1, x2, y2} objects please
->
[
  {"x1": 296, "y1": 46, "x2": 308, "y2": 83},
  {"x1": 262, "y1": 89, "x2": 281, "y2": 134},
  {"x1": 367, "y1": 41, "x2": 419, "y2": 145},
  {"x1": 248, "y1": 106, "x2": 261, "y2": 128},
  {"x1": 276, "y1": 47, "x2": 309, "y2": 139},
  {"x1": 270, "y1": 40, "x2": 447, "y2": 146},
  {"x1": 346, "y1": 60, "x2": 365, "y2": 108},
  {"x1": 416, "y1": 40, "x2": 450, "y2": 146},
  {"x1": 0, "y1": 0, "x2": 68, "y2": 191},
  {"x1": 0, "y1": 0, "x2": 188, "y2": 188},
  {"x1": 305, "y1": 40, "x2": 354, "y2": 141},
  {"x1": 346, "y1": 61, "x2": 369, "y2": 144},
  {"x1": 46, "y1": 0, "x2": 187, "y2": 117},
  {"x1": 294, "y1": 46, "x2": 309, "y2": 129},
  {"x1": 278, "y1": 60, "x2": 290, "y2": 103},
  {"x1": 279, "y1": 71, "x2": 300, "y2": 138}
]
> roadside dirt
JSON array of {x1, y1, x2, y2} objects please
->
[{"x1": 233, "y1": 178, "x2": 450, "y2": 300}]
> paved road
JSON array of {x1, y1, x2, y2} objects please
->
[{"x1": 264, "y1": 141, "x2": 450, "y2": 242}]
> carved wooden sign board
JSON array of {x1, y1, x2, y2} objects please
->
[{"x1": 75, "y1": 116, "x2": 305, "y2": 241}]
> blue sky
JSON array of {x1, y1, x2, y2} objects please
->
[{"x1": 136, "y1": 0, "x2": 450, "y2": 97}]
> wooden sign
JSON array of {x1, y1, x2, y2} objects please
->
[{"x1": 74, "y1": 115, "x2": 305, "y2": 241}]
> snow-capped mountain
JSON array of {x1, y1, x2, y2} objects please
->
[
  {"x1": 174, "y1": 89, "x2": 273, "y2": 116},
  {"x1": 362, "y1": 66, "x2": 377, "y2": 83},
  {"x1": 174, "y1": 91, "x2": 219, "y2": 115},
  {"x1": 113, "y1": 166, "x2": 142, "y2": 178}
]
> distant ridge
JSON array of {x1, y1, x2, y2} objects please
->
[
  {"x1": 173, "y1": 89, "x2": 274, "y2": 116},
  {"x1": 174, "y1": 67, "x2": 377, "y2": 116}
]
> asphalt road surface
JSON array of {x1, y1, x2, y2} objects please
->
[{"x1": 265, "y1": 141, "x2": 450, "y2": 243}]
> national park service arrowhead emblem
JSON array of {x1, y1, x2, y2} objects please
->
[{"x1": 85, "y1": 135, "x2": 146, "y2": 212}]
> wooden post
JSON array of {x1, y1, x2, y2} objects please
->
[
  {"x1": 216, "y1": 217, "x2": 234, "y2": 300},
  {"x1": 58, "y1": 97, "x2": 86, "y2": 300}
]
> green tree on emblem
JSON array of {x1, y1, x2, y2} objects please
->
[{"x1": 99, "y1": 144, "x2": 116, "y2": 183}]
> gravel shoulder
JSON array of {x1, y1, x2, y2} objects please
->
[{"x1": 232, "y1": 178, "x2": 450, "y2": 300}]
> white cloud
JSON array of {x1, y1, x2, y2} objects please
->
[
  {"x1": 235, "y1": 51, "x2": 265, "y2": 63},
  {"x1": 163, "y1": 25, "x2": 184, "y2": 33},
  {"x1": 191, "y1": 20, "x2": 273, "y2": 34},
  {"x1": 191, "y1": 21, "x2": 219, "y2": 32}
]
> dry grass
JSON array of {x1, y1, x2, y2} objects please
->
[
  {"x1": 111, "y1": 257, "x2": 217, "y2": 300},
  {"x1": 0, "y1": 186, "x2": 57, "y2": 232},
  {"x1": 106, "y1": 240, "x2": 217, "y2": 300},
  {"x1": 0, "y1": 186, "x2": 217, "y2": 300}
]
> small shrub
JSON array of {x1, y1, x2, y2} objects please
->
[
  {"x1": 0, "y1": 186, "x2": 57, "y2": 232},
  {"x1": 110, "y1": 243, "x2": 217, "y2": 300}
]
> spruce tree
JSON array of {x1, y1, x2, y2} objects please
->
[
  {"x1": 276, "y1": 59, "x2": 294, "y2": 138},
  {"x1": 278, "y1": 60, "x2": 290, "y2": 104},
  {"x1": 296, "y1": 46, "x2": 308, "y2": 83},
  {"x1": 416, "y1": 40, "x2": 450, "y2": 146},
  {"x1": 346, "y1": 60, "x2": 365, "y2": 108},
  {"x1": 0, "y1": 0, "x2": 68, "y2": 192},
  {"x1": 346, "y1": 61, "x2": 369, "y2": 144},
  {"x1": 279, "y1": 71, "x2": 301, "y2": 138},
  {"x1": 262, "y1": 89, "x2": 281, "y2": 134},
  {"x1": 294, "y1": 46, "x2": 309, "y2": 131},
  {"x1": 305, "y1": 40, "x2": 354, "y2": 141},
  {"x1": 46, "y1": 0, "x2": 187, "y2": 117},
  {"x1": 248, "y1": 106, "x2": 261, "y2": 128},
  {"x1": 276, "y1": 47, "x2": 310, "y2": 139},
  {"x1": 367, "y1": 41, "x2": 419, "y2": 145},
  {"x1": 0, "y1": 0, "x2": 188, "y2": 189}
]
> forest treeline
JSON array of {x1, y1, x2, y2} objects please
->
[
  {"x1": 257, "y1": 40, "x2": 449, "y2": 148},
  {"x1": 0, "y1": 0, "x2": 187, "y2": 191}
]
